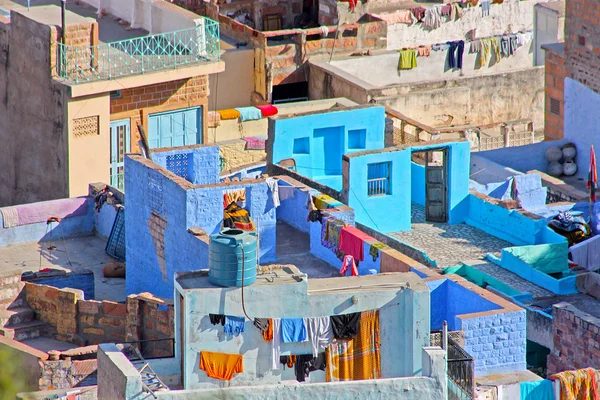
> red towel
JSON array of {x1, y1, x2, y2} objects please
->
[
  {"x1": 256, "y1": 105, "x2": 278, "y2": 117},
  {"x1": 339, "y1": 226, "x2": 370, "y2": 261}
]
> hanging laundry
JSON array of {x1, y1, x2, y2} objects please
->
[
  {"x1": 340, "y1": 0, "x2": 358, "y2": 11},
  {"x1": 432, "y1": 43, "x2": 450, "y2": 52},
  {"x1": 479, "y1": 38, "x2": 491, "y2": 67},
  {"x1": 305, "y1": 317, "x2": 334, "y2": 357},
  {"x1": 321, "y1": 217, "x2": 333, "y2": 249},
  {"x1": 447, "y1": 40, "x2": 465, "y2": 69},
  {"x1": 470, "y1": 40, "x2": 481, "y2": 53},
  {"x1": 307, "y1": 209, "x2": 323, "y2": 223},
  {"x1": 372, "y1": 10, "x2": 413, "y2": 25},
  {"x1": 509, "y1": 34, "x2": 518, "y2": 55},
  {"x1": 411, "y1": 7, "x2": 426, "y2": 22},
  {"x1": 369, "y1": 242, "x2": 388, "y2": 262},
  {"x1": 264, "y1": 319, "x2": 273, "y2": 341},
  {"x1": 271, "y1": 318, "x2": 281, "y2": 369},
  {"x1": 254, "y1": 318, "x2": 269, "y2": 332},
  {"x1": 550, "y1": 368, "x2": 600, "y2": 400},
  {"x1": 339, "y1": 226, "x2": 371, "y2": 261},
  {"x1": 209, "y1": 314, "x2": 226, "y2": 326},
  {"x1": 280, "y1": 355, "x2": 297, "y2": 368},
  {"x1": 265, "y1": 178, "x2": 280, "y2": 208},
  {"x1": 313, "y1": 194, "x2": 333, "y2": 210},
  {"x1": 490, "y1": 37, "x2": 502, "y2": 61},
  {"x1": 281, "y1": 318, "x2": 308, "y2": 343},
  {"x1": 327, "y1": 219, "x2": 345, "y2": 251},
  {"x1": 500, "y1": 36, "x2": 511, "y2": 57},
  {"x1": 224, "y1": 316, "x2": 245, "y2": 337},
  {"x1": 441, "y1": 4, "x2": 451, "y2": 16},
  {"x1": 279, "y1": 186, "x2": 295, "y2": 201},
  {"x1": 217, "y1": 109, "x2": 241, "y2": 120},
  {"x1": 223, "y1": 202, "x2": 255, "y2": 231},
  {"x1": 340, "y1": 255, "x2": 359, "y2": 276},
  {"x1": 207, "y1": 111, "x2": 221, "y2": 128},
  {"x1": 450, "y1": 3, "x2": 463, "y2": 20},
  {"x1": 517, "y1": 31, "x2": 533, "y2": 46},
  {"x1": 417, "y1": 45, "x2": 431, "y2": 57},
  {"x1": 398, "y1": 48, "x2": 417, "y2": 70},
  {"x1": 481, "y1": 0, "x2": 490, "y2": 16},
  {"x1": 423, "y1": 5, "x2": 443, "y2": 30},
  {"x1": 243, "y1": 136, "x2": 267, "y2": 150},
  {"x1": 492, "y1": 0, "x2": 503, "y2": 3},
  {"x1": 520, "y1": 379, "x2": 555, "y2": 400},
  {"x1": 235, "y1": 106, "x2": 263, "y2": 122},
  {"x1": 223, "y1": 188, "x2": 247, "y2": 209},
  {"x1": 199, "y1": 351, "x2": 244, "y2": 381},
  {"x1": 467, "y1": 0, "x2": 479, "y2": 6},
  {"x1": 295, "y1": 353, "x2": 326, "y2": 382},
  {"x1": 330, "y1": 312, "x2": 361, "y2": 339},
  {"x1": 326, "y1": 310, "x2": 381, "y2": 381}
]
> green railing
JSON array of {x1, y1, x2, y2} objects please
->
[{"x1": 56, "y1": 18, "x2": 220, "y2": 83}]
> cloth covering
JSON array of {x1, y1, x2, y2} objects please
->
[
  {"x1": 243, "y1": 136, "x2": 267, "y2": 150},
  {"x1": 398, "y1": 49, "x2": 417, "y2": 70},
  {"x1": 280, "y1": 355, "x2": 297, "y2": 368},
  {"x1": 281, "y1": 318, "x2": 307, "y2": 343},
  {"x1": 199, "y1": 351, "x2": 243, "y2": 381},
  {"x1": 423, "y1": 5, "x2": 443, "y2": 29},
  {"x1": 223, "y1": 188, "x2": 247, "y2": 209},
  {"x1": 207, "y1": 111, "x2": 221, "y2": 128},
  {"x1": 330, "y1": 312, "x2": 361, "y2": 339},
  {"x1": 223, "y1": 202, "x2": 255, "y2": 231},
  {"x1": 313, "y1": 194, "x2": 336, "y2": 209},
  {"x1": 326, "y1": 310, "x2": 381, "y2": 381},
  {"x1": 271, "y1": 318, "x2": 281, "y2": 369},
  {"x1": 7, "y1": 197, "x2": 89, "y2": 228},
  {"x1": 411, "y1": 7, "x2": 426, "y2": 22},
  {"x1": 305, "y1": 317, "x2": 334, "y2": 357},
  {"x1": 372, "y1": 10, "x2": 413, "y2": 24},
  {"x1": 417, "y1": 45, "x2": 431, "y2": 57},
  {"x1": 569, "y1": 236, "x2": 600, "y2": 272},
  {"x1": 279, "y1": 186, "x2": 295, "y2": 201},
  {"x1": 551, "y1": 368, "x2": 600, "y2": 400},
  {"x1": 339, "y1": 226, "x2": 371, "y2": 261},
  {"x1": 0, "y1": 207, "x2": 19, "y2": 228},
  {"x1": 520, "y1": 379, "x2": 554, "y2": 400},
  {"x1": 209, "y1": 314, "x2": 226, "y2": 326},
  {"x1": 217, "y1": 109, "x2": 241, "y2": 120},
  {"x1": 326, "y1": 219, "x2": 346, "y2": 251},
  {"x1": 264, "y1": 319, "x2": 274, "y2": 341},
  {"x1": 224, "y1": 316, "x2": 245, "y2": 337},
  {"x1": 254, "y1": 318, "x2": 269, "y2": 332},
  {"x1": 256, "y1": 104, "x2": 278, "y2": 117},
  {"x1": 295, "y1": 353, "x2": 326, "y2": 382},
  {"x1": 235, "y1": 106, "x2": 263, "y2": 122}
]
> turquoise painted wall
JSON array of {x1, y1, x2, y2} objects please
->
[
  {"x1": 177, "y1": 275, "x2": 430, "y2": 390},
  {"x1": 345, "y1": 141, "x2": 471, "y2": 232},
  {"x1": 411, "y1": 162, "x2": 426, "y2": 206},
  {"x1": 270, "y1": 106, "x2": 386, "y2": 191}
]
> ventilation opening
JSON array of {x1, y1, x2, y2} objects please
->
[{"x1": 550, "y1": 97, "x2": 560, "y2": 115}]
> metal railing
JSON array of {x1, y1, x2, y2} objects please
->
[
  {"x1": 446, "y1": 335, "x2": 475, "y2": 399},
  {"x1": 367, "y1": 162, "x2": 390, "y2": 196},
  {"x1": 56, "y1": 19, "x2": 220, "y2": 83}
]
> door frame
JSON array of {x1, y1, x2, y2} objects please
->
[
  {"x1": 109, "y1": 119, "x2": 131, "y2": 190},
  {"x1": 424, "y1": 148, "x2": 449, "y2": 223}
]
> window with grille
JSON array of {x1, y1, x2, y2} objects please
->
[
  {"x1": 166, "y1": 153, "x2": 192, "y2": 182},
  {"x1": 550, "y1": 97, "x2": 560, "y2": 115},
  {"x1": 367, "y1": 162, "x2": 391, "y2": 196}
]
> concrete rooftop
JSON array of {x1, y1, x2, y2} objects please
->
[
  {"x1": 0, "y1": 235, "x2": 125, "y2": 302},
  {"x1": 0, "y1": 0, "x2": 147, "y2": 43},
  {"x1": 528, "y1": 293, "x2": 600, "y2": 319}
]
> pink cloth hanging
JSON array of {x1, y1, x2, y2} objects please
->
[{"x1": 340, "y1": 255, "x2": 358, "y2": 276}]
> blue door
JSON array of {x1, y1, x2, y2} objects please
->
[
  {"x1": 110, "y1": 119, "x2": 130, "y2": 190},
  {"x1": 147, "y1": 107, "x2": 203, "y2": 149}
]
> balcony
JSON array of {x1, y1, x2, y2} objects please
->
[{"x1": 56, "y1": 18, "x2": 220, "y2": 84}]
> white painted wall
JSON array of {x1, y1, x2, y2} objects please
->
[{"x1": 385, "y1": 0, "x2": 551, "y2": 50}]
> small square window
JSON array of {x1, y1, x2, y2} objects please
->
[
  {"x1": 550, "y1": 97, "x2": 560, "y2": 115},
  {"x1": 110, "y1": 90, "x2": 123, "y2": 99},
  {"x1": 348, "y1": 129, "x2": 366, "y2": 149},
  {"x1": 293, "y1": 137, "x2": 310, "y2": 154},
  {"x1": 579, "y1": 36, "x2": 586, "y2": 46},
  {"x1": 367, "y1": 162, "x2": 391, "y2": 196}
]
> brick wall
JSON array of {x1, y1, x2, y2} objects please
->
[
  {"x1": 544, "y1": 46, "x2": 566, "y2": 140},
  {"x1": 564, "y1": 0, "x2": 600, "y2": 93},
  {"x1": 547, "y1": 303, "x2": 600, "y2": 375},
  {"x1": 110, "y1": 76, "x2": 209, "y2": 151},
  {"x1": 40, "y1": 359, "x2": 97, "y2": 391},
  {"x1": 25, "y1": 283, "x2": 174, "y2": 355},
  {"x1": 51, "y1": 22, "x2": 98, "y2": 78}
]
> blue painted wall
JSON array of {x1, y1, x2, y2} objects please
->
[
  {"x1": 426, "y1": 279, "x2": 501, "y2": 331},
  {"x1": 274, "y1": 182, "x2": 310, "y2": 233},
  {"x1": 345, "y1": 141, "x2": 470, "y2": 232},
  {"x1": 24, "y1": 272, "x2": 95, "y2": 300},
  {"x1": 462, "y1": 310, "x2": 527, "y2": 375},
  {"x1": 308, "y1": 209, "x2": 356, "y2": 269},
  {"x1": 0, "y1": 198, "x2": 96, "y2": 247},
  {"x1": 270, "y1": 106, "x2": 386, "y2": 191},
  {"x1": 152, "y1": 146, "x2": 220, "y2": 185},
  {"x1": 125, "y1": 154, "x2": 277, "y2": 299},
  {"x1": 411, "y1": 162, "x2": 426, "y2": 206},
  {"x1": 95, "y1": 203, "x2": 118, "y2": 239},
  {"x1": 562, "y1": 78, "x2": 600, "y2": 180},
  {"x1": 221, "y1": 164, "x2": 266, "y2": 181}
]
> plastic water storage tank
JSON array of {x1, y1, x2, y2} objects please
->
[{"x1": 208, "y1": 229, "x2": 257, "y2": 287}]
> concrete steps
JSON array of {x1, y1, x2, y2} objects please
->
[
  {"x1": 0, "y1": 270, "x2": 26, "y2": 311},
  {"x1": 0, "y1": 320, "x2": 47, "y2": 341},
  {"x1": 0, "y1": 307, "x2": 34, "y2": 326}
]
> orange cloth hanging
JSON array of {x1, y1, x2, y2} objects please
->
[
  {"x1": 199, "y1": 351, "x2": 244, "y2": 381},
  {"x1": 263, "y1": 318, "x2": 274, "y2": 342},
  {"x1": 325, "y1": 309, "x2": 381, "y2": 382},
  {"x1": 551, "y1": 368, "x2": 600, "y2": 400}
]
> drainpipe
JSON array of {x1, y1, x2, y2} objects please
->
[
  {"x1": 442, "y1": 320, "x2": 448, "y2": 351},
  {"x1": 61, "y1": 0, "x2": 66, "y2": 45}
]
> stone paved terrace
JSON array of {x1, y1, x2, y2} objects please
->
[
  {"x1": 390, "y1": 203, "x2": 553, "y2": 298},
  {"x1": 390, "y1": 204, "x2": 512, "y2": 267}
]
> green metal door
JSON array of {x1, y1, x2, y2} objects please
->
[{"x1": 110, "y1": 119, "x2": 130, "y2": 190}]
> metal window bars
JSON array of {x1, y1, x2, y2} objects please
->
[
  {"x1": 56, "y1": 19, "x2": 220, "y2": 83},
  {"x1": 367, "y1": 162, "x2": 391, "y2": 196}
]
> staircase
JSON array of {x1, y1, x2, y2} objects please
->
[{"x1": 0, "y1": 270, "x2": 48, "y2": 341}]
